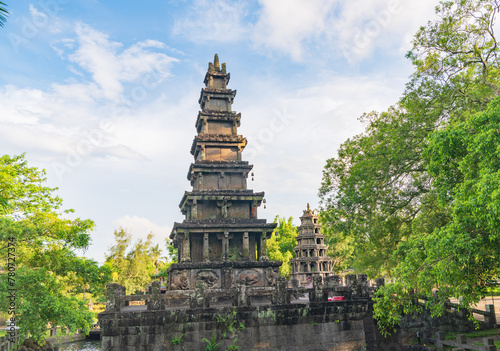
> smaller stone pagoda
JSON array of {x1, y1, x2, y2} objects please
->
[{"x1": 290, "y1": 204, "x2": 333, "y2": 286}]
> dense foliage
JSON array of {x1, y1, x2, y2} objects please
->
[
  {"x1": 266, "y1": 216, "x2": 298, "y2": 279},
  {"x1": 104, "y1": 228, "x2": 170, "y2": 294},
  {"x1": 319, "y1": 0, "x2": 500, "y2": 333},
  {"x1": 0, "y1": 154, "x2": 110, "y2": 344}
]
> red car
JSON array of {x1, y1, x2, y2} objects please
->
[{"x1": 328, "y1": 296, "x2": 345, "y2": 301}]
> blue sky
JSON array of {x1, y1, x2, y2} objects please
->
[{"x1": 0, "y1": 0, "x2": 439, "y2": 263}]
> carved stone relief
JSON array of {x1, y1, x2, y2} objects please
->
[
  {"x1": 266, "y1": 267, "x2": 279, "y2": 286},
  {"x1": 195, "y1": 270, "x2": 219, "y2": 288},
  {"x1": 236, "y1": 269, "x2": 261, "y2": 286},
  {"x1": 171, "y1": 270, "x2": 190, "y2": 290}
]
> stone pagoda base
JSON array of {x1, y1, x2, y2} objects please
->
[{"x1": 166, "y1": 260, "x2": 281, "y2": 291}]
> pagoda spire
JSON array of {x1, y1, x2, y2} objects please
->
[
  {"x1": 208, "y1": 53, "x2": 224, "y2": 73},
  {"x1": 167, "y1": 55, "x2": 280, "y2": 291},
  {"x1": 290, "y1": 204, "x2": 333, "y2": 286},
  {"x1": 214, "y1": 53, "x2": 220, "y2": 70}
]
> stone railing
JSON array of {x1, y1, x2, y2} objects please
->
[
  {"x1": 287, "y1": 274, "x2": 384, "y2": 303},
  {"x1": 0, "y1": 333, "x2": 19, "y2": 351},
  {"x1": 417, "y1": 295, "x2": 497, "y2": 326},
  {"x1": 100, "y1": 277, "x2": 376, "y2": 351},
  {"x1": 105, "y1": 274, "x2": 381, "y2": 313},
  {"x1": 430, "y1": 332, "x2": 497, "y2": 350},
  {"x1": 445, "y1": 301, "x2": 497, "y2": 326}
]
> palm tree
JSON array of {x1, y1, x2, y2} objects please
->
[
  {"x1": 149, "y1": 244, "x2": 163, "y2": 271},
  {"x1": 0, "y1": 2, "x2": 7, "y2": 27}
]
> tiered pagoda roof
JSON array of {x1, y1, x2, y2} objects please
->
[
  {"x1": 166, "y1": 55, "x2": 280, "y2": 291},
  {"x1": 290, "y1": 204, "x2": 333, "y2": 286}
]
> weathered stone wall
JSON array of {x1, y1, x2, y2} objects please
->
[
  {"x1": 99, "y1": 275, "x2": 389, "y2": 351},
  {"x1": 399, "y1": 302, "x2": 497, "y2": 344},
  {"x1": 99, "y1": 301, "x2": 372, "y2": 351}
]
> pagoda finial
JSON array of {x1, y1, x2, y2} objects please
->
[
  {"x1": 214, "y1": 54, "x2": 220, "y2": 71},
  {"x1": 307, "y1": 203, "x2": 310, "y2": 211}
]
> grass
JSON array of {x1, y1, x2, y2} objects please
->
[
  {"x1": 444, "y1": 328, "x2": 500, "y2": 340},
  {"x1": 171, "y1": 333, "x2": 183, "y2": 346},
  {"x1": 465, "y1": 329, "x2": 500, "y2": 339},
  {"x1": 202, "y1": 330, "x2": 221, "y2": 351},
  {"x1": 473, "y1": 341, "x2": 500, "y2": 347}
]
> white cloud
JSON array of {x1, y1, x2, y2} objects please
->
[
  {"x1": 64, "y1": 23, "x2": 177, "y2": 100},
  {"x1": 252, "y1": 0, "x2": 438, "y2": 63},
  {"x1": 170, "y1": 0, "x2": 438, "y2": 64},
  {"x1": 232, "y1": 71, "x2": 406, "y2": 225},
  {"x1": 172, "y1": 0, "x2": 250, "y2": 42},
  {"x1": 0, "y1": 23, "x2": 179, "y2": 169},
  {"x1": 253, "y1": 0, "x2": 335, "y2": 61}
]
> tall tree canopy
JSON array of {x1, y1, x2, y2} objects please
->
[
  {"x1": 104, "y1": 228, "x2": 159, "y2": 294},
  {"x1": 266, "y1": 216, "x2": 298, "y2": 279},
  {"x1": 319, "y1": 0, "x2": 500, "y2": 333},
  {"x1": 0, "y1": 154, "x2": 108, "y2": 344},
  {"x1": 374, "y1": 98, "x2": 500, "y2": 333}
]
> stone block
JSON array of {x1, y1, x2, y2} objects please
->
[
  {"x1": 139, "y1": 334, "x2": 148, "y2": 345},
  {"x1": 101, "y1": 336, "x2": 112, "y2": 350},
  {"x1": 106, "y1": 283, "x2": 126, "y2": 312},
  {"x1": 456, "y1": 334, "x2": 466, "y2": 344},
  {"x1": 111, "y1": 336, "x2": 122, "y2": 348},
  {"x1": 485, "y1": 304, "x2": 497, "y2": 325},
  {"x1": 484, "y1": 337, "x2": 495, "y2": 346},
  {"x1": 182, "y1": 330, "x2": 200, "y2": 343}
]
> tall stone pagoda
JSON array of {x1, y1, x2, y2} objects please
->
[
  {"x1": 167, "y1": 55, "x2": 280, "y2": 291},
  {"x1": 290, "y1": 204, "x2": 333, "y2": 286}
]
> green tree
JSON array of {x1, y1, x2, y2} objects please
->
[
  {"x1": 0, "y1": 2, "x2": 7, "y2": 27},
  {"x1": 374, "y1": 98, "x2": 500, "y2": 334},
  {"x1": 266, "y1": 216, "x2": 298, "y2": 279},
  {"x1": 0, "y1": 154, "x2": 94, "y2": 248},
  {"x1": 150, "y1": 244, "x2": 162, "y2": 270},
  {"x1": 105, "y1": 229, "x2": 157, "y2": 294},
  {"x1": 65, "y1": 256, "x2": 111, "y2": 301},
  {"x1": 320, "y1": 0, "x2": 500, "y2": 277},
  {"x1": 319, "y1": 213, "x2": 355, "y2": 274},
  {"x1": 408, "y1": 0, "x2": 500, "y2": 101},
  {"x1": 165, "y1": 239, "x2": 178, "y2": 263},
  {"x1": 319, "y1": 0, "x2": 500, "y2": 333},
  {"x1": 157, "y1": 240, "x2": 177, "y2": 279},
  {"x1": 319, "y1": 105, "x2": 444, "y2": 277},
  {"x1": 0, "y1": 154, "x2": 100, "y2": 344},
  {"x1": 0, "y1": 267, "x2": 95, "y2": 342}
]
